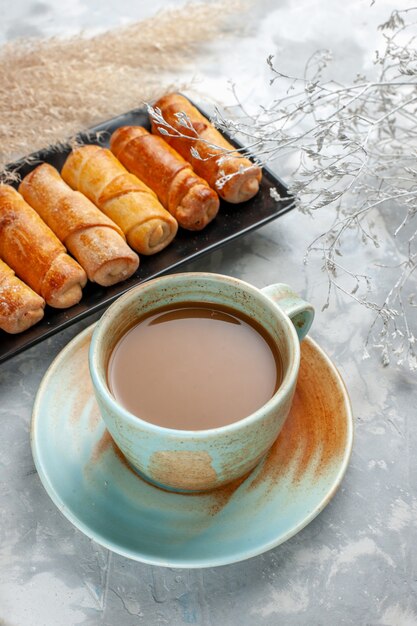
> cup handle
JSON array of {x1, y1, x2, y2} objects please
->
[{"x1": 261, "y1": 284, "x2": 314, "y2": 341}]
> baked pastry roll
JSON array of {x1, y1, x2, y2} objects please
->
[
  {"x1": 0, "y1": 185, "x2": 87, "y2": 308},
  {"x1": 61, "y1": 145, "x2": 178, "y2": 255},
  {"x1": 19, "y1": 163, "x2": 139, "y2": 287},
  {"x1": 0, "y1": 259, "x2": 45, "y2": 333},
  {"x1": 110, "y1": 126, "x2": 219, "y2": 231},
  {"x1": 151, "y1": 93, "x2": 262, "y2": 204}
]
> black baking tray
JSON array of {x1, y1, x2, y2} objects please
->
[{"x1": 0, "y1": 103, "x2": 294, "y2": 364}]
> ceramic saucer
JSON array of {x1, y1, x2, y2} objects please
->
[{"x1": 31, "y1": 325, "x2": 353, "y2": 568}]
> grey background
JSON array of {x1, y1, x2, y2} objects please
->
[{"x1": 0, "y1": 1, "x2": 416, "y2": 624}]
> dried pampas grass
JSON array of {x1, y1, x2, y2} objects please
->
[{"x1": 0, "y1": 1, "x2": 243, "y2": 174}]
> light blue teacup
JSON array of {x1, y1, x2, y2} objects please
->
[{"x1": 89, "y1": 273, "x2": 314, "y2": 492}]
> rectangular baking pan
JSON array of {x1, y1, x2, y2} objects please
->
[{"x1": 0, "y1": 102, "x2": 294, "y2": 363}]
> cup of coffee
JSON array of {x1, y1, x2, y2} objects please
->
[{"x1": 89, "y1": 273, "x2": 314, "y2": 492}]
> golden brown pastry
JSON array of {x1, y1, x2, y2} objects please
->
[
  {"x1": 110, "y1": 126, "x2": 219, "y2": 231},
  {"x1": 0, "y1": 259, "x2": 45, "y2": 333},
  {"x1": 151, "y1": 93, "x2": 262, "y2": 204},
  {"x1": 19, "y1": 163, "x2": 139, "y2": 287},
  {"x1": 61, "y1": 146, "x2": 178, "y2": 255},
  {"x1": 0, "y1": 185, "x2": 87, "y2": 308}
]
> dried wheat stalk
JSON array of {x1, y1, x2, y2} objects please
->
[{"x1": 0, "y1": 0, "x2": 243, "y2": 173}]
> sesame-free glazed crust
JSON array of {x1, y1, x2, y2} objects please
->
[
  {"x1": 152, "y1": 93, "x2": 262, "y2": 204},
  {"x1": 19, "y1": 164, "x2": 139, "y2": 287},
  {"x1": 111, "y1": 125, "x2": 219, "y2": 231},
  {"x1": 61, "y1": 145, "x2": 178, "y2": 255},
  {"x1": 0, "y1": 185, "x2": 86, "y2": 308}
]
